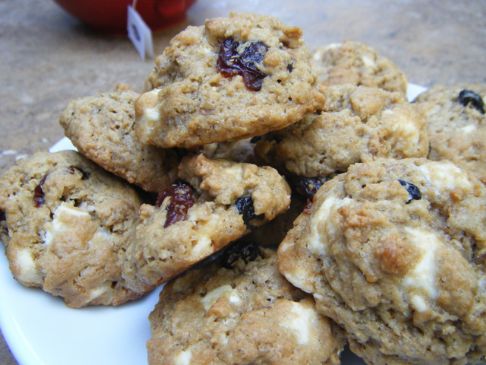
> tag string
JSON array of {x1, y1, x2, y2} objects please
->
[{"x1": 132, "y1": 0, "x2": 138, "y2": 10}]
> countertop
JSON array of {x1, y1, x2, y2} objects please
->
[{"x1": 1, "y1": 0, "x2": 485, "y2": 364}]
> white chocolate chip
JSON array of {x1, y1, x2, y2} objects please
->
[
  {"x1": 419, "y1": 161, "x2": 472, "y2": 193},
  {"x1": 361, "y1": 55, "x2": 376, "y2": 68},
  {"x1": 308, "y1": 196, "x2": 351, "y2": 255},
  {"x1": 15, "y1": 248, "x2": 42, "y2": 284},
  {"x1": 460, "y1": 124, "x2": 476, "y2": 134},
  {"x1": 144, "y1": 107, "x2": 160, "y2": 122},
  {"x1": 174, "y1": 349, "x2": 192, "y2": 365},
  {"x1": 280, "y1": 302, "x2": 317, "y2": 345},
  {"x1": 191, "y1": 236, "x2": 212, "y2": 258},
  {"x1": 402, "y1": 227, "x2": 441, "y2": 312},
  {"x1": 201, "y1": 284, "x2": 234, "y2": 311}
]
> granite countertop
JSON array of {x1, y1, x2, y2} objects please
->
[{"x1": 1, "y1": 0, "x2": 485, "y2": 364}]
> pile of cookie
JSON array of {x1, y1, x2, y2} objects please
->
[{"x1": 1, "y1": 12, "x2": 485, "y2": 365}]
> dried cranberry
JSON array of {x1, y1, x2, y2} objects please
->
[
  {"x1": 217, "y1": 38, "x2": 269, "y2": 91},
  {"x1": 235, "y1": 195, "x2": 257, "y2": 225},
  {"x1": 458, "y1": 89, "x2": 484, "y2": 114},
  {"x1": 398, "y1": 179, "x2": 421, "y2": 204},
  {"x1": 33, "y1": 175, "x2": 47, "y2": 208},
  {"x1": 220, "y1": 240, "x2": 261, "y2": 269},
  {"x1": 67, "y1": 165, "x2": 90, "y2": 180},
  {"x1": 292, "y1": 176, "x2": 328, "y2": 199},
  {"x1": 156, "y1": 180, "x2": 195, "y2": 228}
]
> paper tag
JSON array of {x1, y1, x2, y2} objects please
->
[{"x1": 127, "y1": 5, "x2": 154, "y2": 60}]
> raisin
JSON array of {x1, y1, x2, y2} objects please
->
[
  {"x1": 67, "y1": 165, "x2": 90, "y2": 180},
  {"x1": 220, "y1": 240, "x2": 261, "y2": 269},
  {"x1": 33, "y1": 174, "x2": 48, "y2": 207},
  {"x1": 217, "y1": 38, "x2": 269, "y2": 91},
  {"x1": 291, "y1": 176, "x2": 328, "y2": 199},
  {"x1": 0, "y1": 210, "x2": 5, "y2": 222},
  {"x1": 398, "y1": 179, "x2": 422, "y2": 204},
  {"x1": 287, "y1": 63, "x2": 293, "y2": 72},
  {"x1": 156, "y1": 180, "x2": 195, "y2": 228},
  {"x1": 458, "y1": 89, "x2": 485, "y2": 114},
  {"x1": 235, "y1": 195, "x2": 256, "y2": 225},
  {"x1": 192, "y1": 239, "x2": 261, "y2": 270}
]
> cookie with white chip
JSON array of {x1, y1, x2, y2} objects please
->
[
  {"x1": 312, "y1": 41, "x2": 407, "y2": 95},
  {"x1": 278, "y1": 158, "x2": 486, "y2": 364},
  {"x1": 256, "y1": 85, "x2": 428, "y2": 178},
  {"x1": 148, "y1": 248, "x2": 344, "y2": 365},
  {"x1": 198, "y1": 138, "x2": 257, "y2": 164},
  {"x1": 415, "y1": 84, "x2": 486, "y2": 184},
  {"x1": 137, "y1": 12, "x2": 323, "y2": 148},
  {"x1": 60, "y1": 84, "x2": 178, "y2": 192},
  {"x1": 0, "y1": 151, "x2": 146, "y2": 307},
  {"x1": 123, "y1": 154, "x2": 291, "y2": 291}
]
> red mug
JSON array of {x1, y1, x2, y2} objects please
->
[{"x1": 54, "y1": 0, "x2": 196, "y2": 32}]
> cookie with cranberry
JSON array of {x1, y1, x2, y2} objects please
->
[
  {"x1": 123, "y1": 154, "x2": 291, "y2": 291},
  {"x1": 278, "y1": 158, "x2": 486, "y2": 364},
  {"x1": 312, "y1": 41, "x2": 407, "y2": 95},
  {"x1": 136, "y1": 12, "x2": 323, "y2": 148},
  {"x1": 148, "y1": 248, "x2": 343, "y2": 365},
  {"x1": 0, "y1": 151, "x2": 146, "y2": 307},
  {"x1": 60, "y1": 84, "x2": 178, "y2": 192},
  {"x1": 414, "y1": 84, "x2": 486, "y2": 184},
  {"x1": 256, "y1": 85, "x2": 428, "y2": 178}
]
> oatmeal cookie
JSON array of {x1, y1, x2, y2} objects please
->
[
  {"x1": 60, "y1": 84, "x2": 178, "y2": 192},
  {"x1": 198, "y1": 138, "x2": 257, "y2": 163},
  {"x1": 136, "y1": 12, "x2": 323, "y2": 148},
  {"x1": 312, "y1": 41, "x2": 407, "y2": 95},
  {"x1": 414, "y1": 84, "x2": 486, "y2": 184},
  {"x1": 124, "y1": 154, "x2": 291, "y2": 291},
  {"x1": 148, "y1": 248, "x2": 343, "y2": 365},
  {"x1": 0, "y1": 151, "x2": 145, "y2": 307},
  {"x1": 256, "y1": 85, "x2": 428, "y2": 178},
  {"x1": 278, "y1": 158, "x2": 486, "y2": 364}
]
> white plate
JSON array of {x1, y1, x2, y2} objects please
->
[{"x1": 0, "y1": 84, "x2": 427, "y2": 365}]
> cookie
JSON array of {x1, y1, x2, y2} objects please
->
[
  {"x1": 278, "y1": 158, "x2": 486, "y2": 364},
  {"x1": 312, "y1": 41, "x2": 407, "y2": 95},
  {"x1": 198, "y1": 138, "x2": 257, "y2": 164},
  {"x1": 123, "y1": 154, "x2": 291, "y2": 291},
  {"x1": 0, "y1": 151, "x2": 145, "y2": 307},
  {"x1": 60, "y1": 84, "x2": 178, "y2": 192},
  {"x1": 136, "y1": 12, "x2": 323, "y2": 148},
  {"x1": 148, "y1": 247, "x2": 343, "y2": 365},
  {"x1": 414, "y1": 84, "x2": 486, "y2": 184},
  {"x1": 256, "y1": 85, "x2": 428, "y2": 178}
]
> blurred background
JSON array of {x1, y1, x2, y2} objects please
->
[{"x1": 0, "y1": 0, "x2": 485, "y2": 363}]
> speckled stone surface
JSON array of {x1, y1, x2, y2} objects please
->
[{"x1": 1, "y1": 0, "x2": 485, "y2": 364}]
